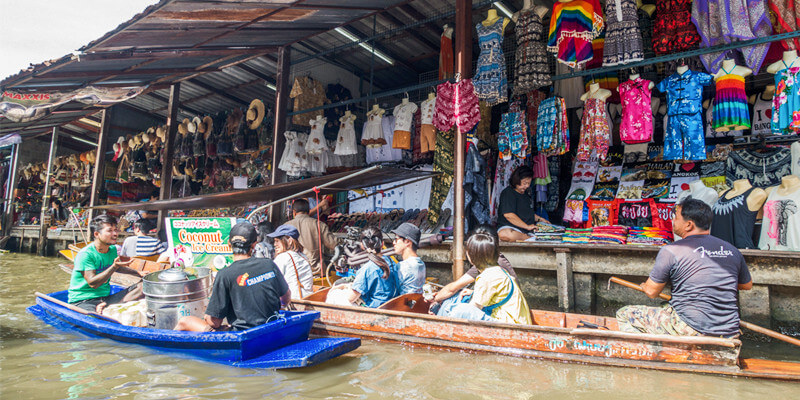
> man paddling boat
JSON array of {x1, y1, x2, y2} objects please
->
[
  {"x1": 68, "y1": 215, "x2": 146, "y2": 313},
  {"x1": 616, "y1": 198, "x2": 753, "y2": 337}
]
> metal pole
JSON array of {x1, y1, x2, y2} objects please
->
[
  {"x1": 451, "y1": 0, "x2": 472, "y2": 280},
  {"x1": 269, "y1": 45, "x2": 291, "y2": 225},
  {"x1": 158, "y1": 83, "x2": 181, "y2": 230},
  {"x1": 3, "y1": 143, "x2": 20, "y2": 236},
  {"x1": 38, "y1": 127, "x2": 59, "y2": 256},
  {"x1": 87, "y1": 109, "x2": 111, "y2": 225}
]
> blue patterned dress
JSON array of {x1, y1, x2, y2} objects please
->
[{"x1": 474, "y1": 18, "x2": 508, "y2": 106}]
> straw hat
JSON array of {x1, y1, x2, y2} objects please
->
[
  {"x1": 156, "y1": 125, "x2": 166, "y2": 141},
  {"x1": 178, "y1": 118, "x2": 190, "y2": 135},
  {"x1": 87, "y1": 151, "x2": 96, "y2": 164},
  {"x1": 79, "y1": 152, "x2": 88, "y2": 163},
  {"x1": 191, "y1": 116, "x2": 202, "y2": 134},
  {"x1": 199, "y1": 115, "x2": 213, "y2": 135},
  {"x1": 246, "y1": 99, "x2": 265, "y2": 130}
]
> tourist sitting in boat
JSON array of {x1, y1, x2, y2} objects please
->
[
  {"x1": 119, "y1": 219, "x2": 166, "y2": 258},
  {"x1": 326, "y1": 226, "x2": 399, "y2": 308},
  {"x1": 287, "y1": 199, "x2": 340, "y2": 276},
  {"x1": 175, "y1": 222, "x2": 292, "y2": 332},
  {"x1": 391, "y1": 223, "x2": 426, "y2": 295},
  {"x1": 497, "y1": 166, "x2": 549, "y2": 242},
  {"x1": 430, "y1": 225, "x2": 516, "y2": 308},
  {"x1": 68, "y1": 214, "x2": 146, "y2": 313},
  {"x1": 438, "y1": 229, "x2": 532, "y2": 324},
  {"x1": 267, "y1": 224, "x2": 314, "y2": 299},
  {"x1": 253, "y1": 220, "x2": 275, "y2": 259},
  {"x1": 616, "y1": 198, "x2": 753, "y2": 337}
]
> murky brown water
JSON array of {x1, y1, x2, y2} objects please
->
[{"x1": 1, "y1": 253, "x2": 799, "y2": 399}]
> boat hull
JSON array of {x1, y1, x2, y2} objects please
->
[
  {"x1": 29, "y1": 289, "x2": 360, "y2": 369},
  {"x1": 295, "y1": 292, "x2": 800, "y2": 380}
]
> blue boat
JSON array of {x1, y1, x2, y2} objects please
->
[{"x1": 27, "y1": 288, "x2": 360, "y2": 369}]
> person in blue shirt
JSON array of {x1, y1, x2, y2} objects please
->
[
  {"x1": 391, "y1": 223, "x2": 426, "y2": 294},
  {"x1": 341, "y1": 226, "x2": 399, "y2": 307}
]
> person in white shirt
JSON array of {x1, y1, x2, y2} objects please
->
[
  {"x1": 268, "y1": 224, "x2": 314, "y2": 299},
  {"x1": 391, "y1": 223, "x2": 426, "y2": 294}
]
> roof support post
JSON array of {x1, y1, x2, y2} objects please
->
[
  {"x1": 158, "y1": 83, "x2": 181, "y2": 230},
  {"x1": 451, "y1": 0, "x2": 472, "y2": 281},
  {"x1": 3, "y1": 143, "x2": 20, "y2": 236},
  {"x1": 269, "y1": 45, "x2": 291, "y2": 225},
  {"x1": 87, "y1": 109, "x2": 111, "y2": 226},
  {"x1": 38, "y1": 127, "x2": 59, "y2": 256}
]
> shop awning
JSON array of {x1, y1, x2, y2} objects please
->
[{"x1": 93, "y1": 165, "x2": 438, "y2": 211}]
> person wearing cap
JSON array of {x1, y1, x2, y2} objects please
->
[
  {"x1": 268, "y1": 224, "x2": 314, "y2": 299},
  {"x1": 391, "y1": 223, "x2": 426, "y2": 295},
  {"x1": 286, "y1": 199, "x2": 340, "y2": 275},
  {"x1": 175, "y1": 223, "x2": 291, "y2": 332}
]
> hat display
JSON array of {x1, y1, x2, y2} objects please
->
[
  {"x1": 156, "y1": 125, "x2": 166, "y2": 140},
  {"x1": 191, "y1": 116, "x2": 202, "y2": 134},
  {"x1": 391, "y1": 222, "x2": 421, "y2": 247},
  {"x1": 112, "y1": 143, "x2": 122, "y2": 161},
  {"x1": 246, "y1": 99, "x2": 265, "y2": 130},
  {"x1": 178, "y1": 118, "x2": 190, "y2": 135},
  {"x1": 267, "y1": 224, "x2": 300, "y2": 240},
  {"x1": 230, "y1": 222, "x2": 258, "y2": 246},
  {"x1": 201, "y1": 115, "x2": 214, "y2": 139}
]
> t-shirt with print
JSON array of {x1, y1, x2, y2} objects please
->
[
  {"x1": 205, "y1": 257, "x2": 289, "y2": 331},
  {"x1": 649, "y1": 234, "x2": 751, "y2": 337},
  {"x1": 393, "y1": 102, "x2": 419, "y2": 132},
  {"x1": 420, "y1": 97, "x2": 436, "y2": 125},
  {"x1": 397, "y1": 256, "x2": 426, "y2": 294},
  {"x1": 472, "y1": 266, "x2": 532, "y2": 324},
  {"x1": 497, "y1": 187, "x2": 536, "y2": 231},
  {"x1": 68, "y1": 243, "x2": 117, "y2": 303},
  {"x1": 351, "y1": 257, "x2": 399, "y2": 307},
  {"x1": 466, "y1": 253, "x2": 517, "y2": 279}
]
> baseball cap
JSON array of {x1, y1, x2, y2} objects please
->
[
  {"x1": 229, "y1": 222, "x2": 257, "y2": 247},
  {"x1": 266, "y1": 224, "x2": 300, "y2": 239},
  {"x1": 391, "y1": 222, "x2": 421, "y2": 247}
]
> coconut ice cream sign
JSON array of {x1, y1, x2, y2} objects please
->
[{"x1": 165, "y1": 217, "x2": 236, "y2": 269}]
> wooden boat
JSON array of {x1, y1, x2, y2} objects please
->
[
  {"x1": 295, "y1": 289, "x2": 800, "y2": 381},
  {"x1": 28, "y1": 288, "x2": 361, "y2": 369},
  {"x1": 59, "y1": 256, "x2": 170, "y2": 286}
]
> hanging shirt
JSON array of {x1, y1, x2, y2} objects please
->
[{"x1": 657, "y1": 70, "x2": 713, "y2": 116}]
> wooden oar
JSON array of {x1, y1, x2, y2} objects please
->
[
  {"x1": 35, "y1": 292, "x2": 121, "y2": 324},
  {"x1": 608, "y1": 277, "x2": 800, "y2": 347}
]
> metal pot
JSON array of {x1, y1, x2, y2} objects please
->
[{"x1": 143, "y1": 267, "x2": 212, "y2": 329}]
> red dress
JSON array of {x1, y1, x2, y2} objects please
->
[{"x1": 652, "y1": 0, "x2": 700, "y2": 55}]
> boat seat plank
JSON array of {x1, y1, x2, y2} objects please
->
[
  {"x1": 233, "y1": 337, "x2": 360, "y2": 369},
  {"x1": 378, "y1": 294, "x2": 430, "y2": 314},
  {"x1": 303, "y1": 287, "x2": 331, "y2": 302}
]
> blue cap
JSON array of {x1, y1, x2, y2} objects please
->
[{"x1": 267, "y1": 224, "x2": 300, "y2": 239}]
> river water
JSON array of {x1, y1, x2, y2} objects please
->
[{"x1": 1, "y1": 253, "x2": 798, "y2": 399}]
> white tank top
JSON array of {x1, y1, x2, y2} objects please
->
[
  {"x1": 758, "y1": 187, "x2": 800, "y2": 251},
  {"x1": 751, "y1": 95, "x2": 772, "y2": 136}
]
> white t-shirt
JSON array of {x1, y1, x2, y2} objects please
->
[
  {"x1": 397, "y1": 256, "x2": 426, "y2": 294},
  {"x1": 273, "y1": 251, "x2": 314, "y2": 299},
  {"x1": 420, "y1": 97, "x2": 436, "y2": 125},
  {"x1": 393, "y1": 101, "x2": 418, "y2": 132},
  {"x1": 751, "y1": 95, "x2": 772, "y2": 136}
]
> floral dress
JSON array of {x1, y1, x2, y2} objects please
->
[
  {"x1": 618, "y1": 78, "x2": 654, "y2": 144},
  {"x1": 577, "y1": 98, "x2": 611, "y2": 162},
  {"x1": 474, "y1": 18, "x2": 508, "y2": 106},
  {"x1": 772, "y1": 59, "x2": 800, "y2": 135}
]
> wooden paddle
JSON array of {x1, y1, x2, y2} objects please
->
[
  {"x1": 609, "y1": 277, "x2": 800, "y2": 347},
  {"x1": 35, "y1": 292, "x2": 122, "y2": 324}
]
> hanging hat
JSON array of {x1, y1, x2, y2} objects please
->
[
  {"x1": 87, "y1": 151, "x2": 96, "y2": 164},
  {"x1": 178, "y1": 118, "x2": 190, "y2": 135},
  {"x1": 146, "y1": 127, "x2": 155, "y2": 135},
  {"x1": 246, "y1": 99, "x2": 265, "y2": 130},
  {"x1": 200, "y1": 115, "x2": 214, "y2": 138},
  {"x1": 156, "y1": 125, "x2": 166, "y2": 140},
  {"x1": 79, "y1": 152, "x2": 88, "y2": 163},
  {"x1": 191, "y1": 116, "x2": 202, "y2": 134},
  {"x1": 112, "y1": 143, "x2": 122, "y2": 161},
  {"x1": 142, "y1": 132, "x2": 151, "y2": 144}
]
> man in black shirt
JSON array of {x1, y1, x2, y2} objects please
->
[
  {"x1": 175, "y1": 223, "x2": 291, "y2": 331},
  {"x1": 497, "y1": 166, "x2": 548, "y2": 242}
]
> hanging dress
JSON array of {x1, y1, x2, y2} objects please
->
[
  {"x1": 618, "y1": 77, "x2": 654, "y2": 144},
  {"x1": 772, "y1": 59, "x2": 800, "y2": 135},
  {"x1": 577, "y1": 98, "x2": 611, "y2": 162},
  {"x1": 474, "y1": 18, "x2": 508, "y2": 106},
  {"x1": 603, "y1": 0, "x2": 644, "y2": 66},
  {"x1": 361, "y1": 112, "x2": 386, "y2": 148},
  {"x1": 439, "y1": 33, "x2": 454, "y2": 80},
  {"x1": 334, "y1": 115, "x2": 358, "y2": 155},
  {"x1": 547, "y1": 0, "x2": 604, "y2": 69},
  {"x1": 653, "y1": 0, "x2": 700, "y2": 55},
  {"x1": 514, "y1": 9, "x2": 551, "y2": 95},
  {"x1": 712, "y1": 68, "x2": 751, "y2": 132},
  {"x1": 306, "y1": 117, "x2": 329, "y2": 154}
]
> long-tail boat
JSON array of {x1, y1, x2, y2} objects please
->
[{"x1": 295, "y1": 289, "x2": 800, "y2": 381}]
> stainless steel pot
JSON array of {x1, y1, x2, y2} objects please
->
[{"x1": 143, "y1": 267, "x2": 212, "y2": 329}]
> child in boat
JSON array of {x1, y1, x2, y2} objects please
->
[
  {"x1": 268, "y1": 224, "x2": 314, "y2": 299},
  {"x1": 325, "y1": 226, "x2": 399, "y2": 307},
  {"x1": 391, "y1": 223, "x2": 426, "y2": 295},
  {"x1": 442, "y1": 230, "x2": 532, "y2": 324}
]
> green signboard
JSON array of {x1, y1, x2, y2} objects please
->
[{"x1": 165, "y1": 217, "x2": 237, "y2": 269}]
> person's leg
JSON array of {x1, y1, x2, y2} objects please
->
[
  {"x1": 616, "y1": 305, "x2": 700, "y2": 336},
  {"x1": 122, "y1": 284, "x2": 144, "y2": 302},
  {"x1": 498, "y1": 227, "x2": 529, "y2": 242},
  {"x1": 174, "y1": 316, "x2": 210, "y2": 332},
  {"x1": 448, "y1": 303, "x2": 496, "y2": 322},
  {"x1": 96, "y1": 284, "x2": 142, "y2": 314},
  {"x1": 72, "y1": 298, "x2": 103, "y2": 312}
]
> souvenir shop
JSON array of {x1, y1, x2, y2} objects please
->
[{"x1": 301, "y1": 0, "x2": 800, "y2": 253}]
